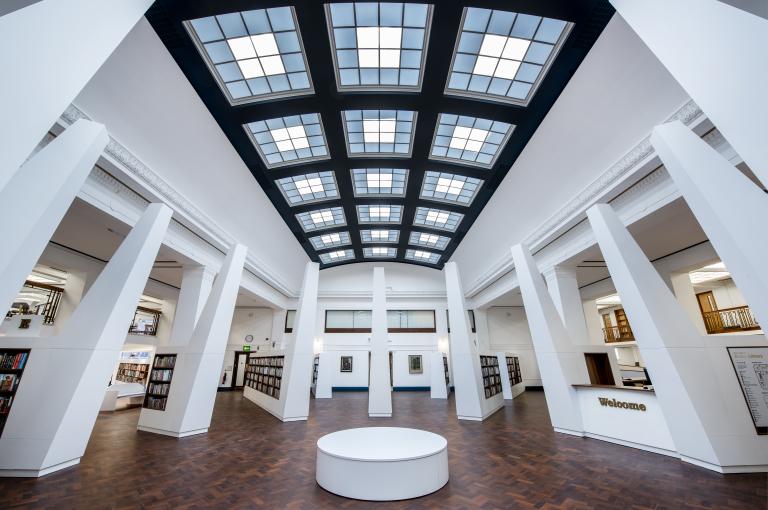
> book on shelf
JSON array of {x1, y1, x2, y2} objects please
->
[
  {"x1": 0, "y1": 374, "x2": 19, "y2": 392},
  {"x1": 0, "y1": 352, "x2": 28, "y2": 370}
]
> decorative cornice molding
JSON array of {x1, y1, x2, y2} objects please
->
[
  {"x1": 62, "y1": 104, "x2": 298, "y2": 298},
  {"x1": 465, "y1": 99, "x2": 703, "y2": 297}
]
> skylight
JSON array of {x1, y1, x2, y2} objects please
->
[
  {"x1": 357, "y1": 204, "x2": 403, "y2": 224},
  {"x1": 360, "y1": 229, "x2": 399, "y2": 243},
  {"x1": 296, "y1": 206, "x2": 346, "y2": 232},
  {"x1": 430, "y1": 114, "x2": 513, "y2": 168},
  {"x1": 309, "y1": 231, "x2": 351, "y2": 250},
  {"x1": 352, "y1": 168, "x2": 408, "y2": 196},
  {"x1": 445, "y1": 7, "x2": 570, "y2": 105},
  {"x1": 413, "y1": 206, "x2": 464, "y2": 232},
  {"x1": 420, "y1": 171, "x2": 483, "y2": 205},
  {"x1": 276, "y1": 171, "x2": 338, "y2": 205},
  {"x1": 245, "y1": 114, "x2": 329, "y2": 168},
  {"x1": 363, "y1": 246, "x2": 397, "y2": 258},
  {"x1": 319, "y1": 249, "x2": 355, "y2": 264},
  {"x1": 342, "y1": 110, "x2": 416, "y2": 156},
  {"x1": 405, "y1": 249, "x2": 440, "y2": 264},
  {"x1": 327, "y1": 3, "x2": 432, "y2": 91},
  {"x1": 186, "y1": 7, "x2": 313, "y2": 104},
  {"x1": 409, "y1": 231, "x2": 450, "y2": 250}
]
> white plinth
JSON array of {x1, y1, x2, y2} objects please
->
[{"x1": 316, "y1": 427, "x2": 449, "y2": 501}]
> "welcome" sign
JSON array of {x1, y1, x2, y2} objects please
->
[{"x1": 598, "y1": 397, "x2": 647, "y2": 411}]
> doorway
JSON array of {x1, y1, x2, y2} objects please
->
[
  {"x1": 231, "y1": 351, "x2": 249, "y2": 390},
  {"x1": 584, "y1": 353, "x2": 616, "y2": 386},
  {"x1": 696, "y1": 290, "x2": 722, "y2": 333}
]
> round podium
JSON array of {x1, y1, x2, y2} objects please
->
[{"x1": 316, "y1": 427, "x2": 449, "y2": 501}]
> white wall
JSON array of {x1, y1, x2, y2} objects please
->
[
  {"x1": 392, "y1": 350, "x2": 431, "y2": 388},
  {"x1": 219, "y1": 307, "x2": 274, "y2": 388},
  {"x1": 697, "y1": 278, "x2": 749, "y2": 310},
  {"x1": 486, "y1": 306, "x2": 541, "y2": 386}
]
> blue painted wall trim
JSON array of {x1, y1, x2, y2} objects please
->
[{"x1": 393, "y1": 386, "x2": 430, "y2": 392}]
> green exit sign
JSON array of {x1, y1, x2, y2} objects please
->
[{"x1": 242, "y1": 345, "x2": 251, "y2": 352}]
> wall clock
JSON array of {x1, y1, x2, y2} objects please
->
[{"x1": 245, "y1": 334, "x2": 253, "y2": 343}]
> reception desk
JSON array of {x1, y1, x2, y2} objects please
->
[{"x1": 572, "y1": 384, "x2": 676, "y2": 456}]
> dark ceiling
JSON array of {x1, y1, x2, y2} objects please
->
[{"x1": 146, "y1": 0, "x2": 613, "y2": 269}]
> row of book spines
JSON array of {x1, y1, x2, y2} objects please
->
[
  {"x1": 0, "y1": 353, "x2": 28, "y2": 370},
  {"x1": 0, "y1": 374, "x2": 20, "y2": 392},
  {"x1": 0, "y1": 395, "x2": 13, "y2": 411}
]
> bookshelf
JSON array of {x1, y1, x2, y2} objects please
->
[
  {"x1": 480, "y1": 355, "x2": 502, "y2": 398},
  {"x1": 506, "y1": 356, "x2": 522, "y2": 386},
  {"x1": 443, "y1": 356, "x2": 450, "y2": 386},
  {"x1": 0, "y1": 349, "x2": 31, "y2": 438},
  {"x1": 142, "y1": 354, "x2": 177, "y2": 411},
  {"x1": 115, "y1": 362, "x2": 150, "y2": 385},
  {"x1": 312, "y1": 356, "x2": 319, "y2": 386},
  {"x1": 245, "y1": 355, "x2": 284, "y2": 400}
]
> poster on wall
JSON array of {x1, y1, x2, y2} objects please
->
[
  {"x1": 120, "y1": 351, "x2": 151, "y2": 364},
  {"x1": 727, "y1": 346, "x2": 768, "y2": 435}
]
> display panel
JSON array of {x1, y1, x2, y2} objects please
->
[
  {"x1": 244, "y1": 355, "x2": 284, "y2": 399},
  {"x1": 480, "y1": 355, "x2": 501, "y2": 398},
  {"x1": 727, "y1": 346, "x2": 768, "y2": 435}
]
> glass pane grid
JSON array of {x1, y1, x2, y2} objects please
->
[
  {"x1": 430, "y1": 113, "x2": 512, "y2": 168},
  {"x1": 319, "y1": 249, "x2": 355, "y2": 264},
  {"x1": 405, "y1": 248, "x2": 441, "y2": 264},
  {"x1": 187, "y1": 7, "x2": 313, "y2": 104},
  {"x1": 309, "y1": 231, "x2": 351, "y2": 250},
  {"x1": 446, "y1": 7, "x2": 569, "y2": 105},
  {"x1": 363, "y1": 246, "x2": 397, "y2": 258},
  {"x1": 276, "y1": 171, "x2": 338, "y2": 205},
  {"x1": 352, "y1": 168, "x2": 408, "y2": 196},
  {"x1": 246, "y1": 113, "x2": 329, "y2": 168},
  {"x1": 414, "y1": 206, "x2": 463, "y2": 232},
  {"x1": 408, "y1": 231, "x2": 450, "y2": 250},
  {"x1": 327, "y1": 3, "x2": 431, "y2": 90},
  {"x1": 296, "y1": 207, "x2": 346, "y2": 232},
  {"x1": 421, "y1": 171, "x2": 483, "y2": 205},
  {"x1": 343, "y1": 110, "x2": 416, "y2": 156},
  {"x1": 360, "y1": 229, "x2": 399, "y2": 243},
  {"x1": 357, "y1": 204, "x2": 403, "y2": 224}
]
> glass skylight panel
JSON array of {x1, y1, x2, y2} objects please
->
[
  {"x1": 351, "y1": 168, "x2": 408, "y2": 196},
  {"x1": 363, "y1": 246, "x2": 397, "y2": 258},
  {"x1": 276, "y1": 171, "x2": 338, "y2": 205},
  {"x1": 327, "y1": 3, "x2": 432, "y2": 91},
  {"x1": 360, "y1": 229, "x2": 399, "y2": 243},
  {"x1": 420, "y1": 171, "x2": 483, "y2": 205},
  {"x1": 343, "y1": 110, "x2": 416, "y2": 157},
  {"x1": 309, "y1": 231, "x2": 351, "y2": 250},
  {"x1": 357, "y1": 204, "x2": 403, "y2": 224},
  {"x1": 245, "y1": 114, "x2": 329, "y2": 168},
  {"x1": 430, "y1": 114, "x2": 513, "y2": 168},
  {"x1": 446, "y1": 8, "x2": 570, "y2": 105},
  {"x1": 296, "y1": 206, "x2": 346, "y2": 232},
  {"x1": 319, "y1": 249, "x2": 355, "y2": 264},
  {"x1": 413, "y1": 206, "x2": 464, "y2": 232},
  {"x1": 186, "y1": 7, "x2": 313, "y2": 104},
  {"x1": 409, "y1": 231, "x2": 450, "y2": 250},
  {"x1": 405, "y1": 249, "x2": 440, "y2": 264}
]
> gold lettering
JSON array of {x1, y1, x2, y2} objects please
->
[{"x1": 597, "y1": 397, "x2": 646, "y2": 411}]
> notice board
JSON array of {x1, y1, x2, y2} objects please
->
[{"x1": 727, "y1": 346, "x2": 768, "y2": 435}]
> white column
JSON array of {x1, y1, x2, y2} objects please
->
[
  {"x1": 0, "y1": 204, "x2": 172, "y2": 477},
  {"x1": 429, "y1": 351, "x2": 448, "y2": 399},
  {"x1": 511, "y1": 244, "x2": 587, "y2": 436},
  {"x1": 582, "y1": 298, "x2": 606, "y2": 344},
  {"x1": 474, "y1": 308, "x2": 491, "y2": 351},
  {"x1": 668, "y1": 272, "x2": 708, "y2": 335},
  {"x1": 314, "y1": 352, "x2": 334, "y2": 399},
  {"x1": 269, "y1": 308, "x2": 286, "y2": 350},
  {"x1": 0, "y1": 120, "x2": 107, "y2": 316},
  {"x1": 651, "y1": 121, "x2": 768, "y2": 330},
  {"x1": 0, "y1": 0, "x2": 154, "y2": 185},
  {"x1": 137, "y1": 244, "x2": 247, "y2": 437},
  {"x1": 543, "y1": 265, "x2": 591, "y2": 345},
  {"x1": 280, "y1": 262, "x2": 320, "y2": 421},
  {"x1": 165, "y1": 265, "x2": 215, "y2": 346},
  {"x1": 368, "y1": 267, "x2": 392, "y2": 417},
  {"x1": 587, "y1": 203, "x2": 768, "y2": 472},
  {"x1": 443, "y1": 262, "x2": 484, "y2": 420},
  {"x1": 612, "y1": 0, "x2": 768, "y2": 185}
]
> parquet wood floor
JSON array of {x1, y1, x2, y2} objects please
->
[{"x1": 0, "y1": 391, "x2": 765, "y2": 509}]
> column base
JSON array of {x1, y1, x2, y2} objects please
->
[
  {"x1": 553, "y1": 427, "x2": 585, "y2": 437},
  {"x1": 369, "y1": 413, "x2": 392, "y2": 418},
  {"x1": 137, "y1": 425, "x2": 208, "y2": 438},
  {"x1": 457, "y1": 415, "x2": 484, "y2": 421},
  {"x1": 0, "y1": 458, "x2": 80, "y2": 478},
  {"x1": 281, "y1": 415, "x2": 308, "y2": 422}
]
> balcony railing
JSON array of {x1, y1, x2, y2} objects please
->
[
  {"x1": 602, "y1": 325, "x2": 635, "y2": 343},
  {"x1": 702, "y1": 305, "x2": 759, "y2": 334}
]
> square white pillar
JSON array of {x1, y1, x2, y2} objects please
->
[
  {"x1": 543, "y1": 266, "x2": 591, "y2": 345},
  {"x1": 368, "y1": 267, "x2": 392, "y2": 417},
  {"x1": 429, "y1": 351, "x2": 448, "y2": 399}
]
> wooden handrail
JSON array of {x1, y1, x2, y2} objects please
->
[{"x1": 701, "y1": 305, "x2": 759, "y2": 334}]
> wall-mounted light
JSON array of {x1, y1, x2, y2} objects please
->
[{"x1": 313, "y1": 337, "x2": 324, "y2": 354}]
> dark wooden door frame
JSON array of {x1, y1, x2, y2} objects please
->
[{"x1": 231, "y1": 351, "x2": 249, "y2": 390}]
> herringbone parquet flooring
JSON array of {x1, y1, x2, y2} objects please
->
[{"x1": 0, "y1": 391, "x2": 765, "y2": 509}]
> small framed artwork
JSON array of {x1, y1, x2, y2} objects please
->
[
  {"x1": 340, "y1": 356, "x2": 353, "y2": 373},
  {"x1": 408, "y1": 355, "x2": 423, "y2": 374}
]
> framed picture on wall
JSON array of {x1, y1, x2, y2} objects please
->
[
  {"x1": 340, "y1": 356, "x2": 353, "y2": 373},
  {"x1": 408, "y1": 355, "x2": 423, "y2": 374}
]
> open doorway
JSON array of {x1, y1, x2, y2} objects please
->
[{"x1": 231, "y1": 351, "x2": 249, "y2": 390}]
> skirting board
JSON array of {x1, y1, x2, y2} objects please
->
[
  {"x1": 457, "y1": 415, "x2": 484, "y2": 421},
  {"x1": 553, "y1": 427, "x2": 585, "y2": 438},
  {"x1": 582, "y1": 432, "x2": 677, "y2": 458},
  {"x1": 369, "y1": 413, "x2": 392, "y2": 417},
  {"x1": 0, "y1": 458, "x2": 80, "y2": 478},
  {"x1": 137, "y1": 425, "x2": 209, "y2": 438},
  {"x1": 393, "y1": 386, "x2": 430, "y2": 391}
]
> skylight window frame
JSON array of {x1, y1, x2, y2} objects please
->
[
  {"x1": 324, "y1": 3, "x2": 434, "y2": 93},
  {"x1": 429, "y1": 113, "x2": 513, "y2": 169},
  {"x1": 413, "y1": 206, "x2": 464, "y2": 233},
  {"x1": 443, "y1": 7, "x2": 573, "y2": 106},
  {"x1": 408, "y1": 231, "x2": 450, "y2": 251},
  {"x1": 351, "y1": 168, "x2": 409, "y2": 197},
  {"x1": 357, "y1": 204, "x2": 404, "y2": 224},
  {"x1": 360, "y1": 229, "x2": 400, "y2": 244},
  {"x1": 276, "y1": 171, "x2": 339, "y2": 206},
  {"x1": 363, "y1": 246, "x2": 398, "y2": 259},
  {"x1": 244, "y1": 113, "x2": 331, "y2": 169},
  {"x1": 309, "y1": 231, "x2": 352, "y2": 250},
  {"x1": 319, "y1": 249, "x2": 356, "y2": 264},
  {"x1": 184, "y1": 7, "x2": 315, "y2": 106},
  {"x1": 420, "y1": 171, "x2": 484, "y2": 206},
  {"x1": 405, "y1": 248, "x2": 441, "y2": 265},
  {"x1": 295, "y1": 206, "x2": 347, "y2": 232},
  {"x1": 341, "y1": 110, "x2": 417, "y2": 158}
]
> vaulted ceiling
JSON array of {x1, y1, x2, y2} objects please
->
[{"x1": 146, "y1": 0, "x2": 613, "y2": 269}]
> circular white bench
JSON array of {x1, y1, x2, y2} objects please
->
[{"x1": 316, "y1": 427, "x2": 449, "y2": 501}]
